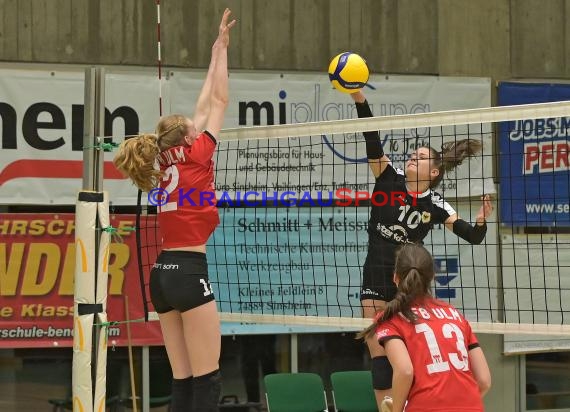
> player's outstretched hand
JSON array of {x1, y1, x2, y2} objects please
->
[
  {"x1": 217, "y1": 8, "x2": 236, "y2": 48},
  {"x1": 476, "y1": 194, "x2": 493, "y2": 225}
]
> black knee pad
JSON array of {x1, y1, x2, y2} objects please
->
[
  {"x1": 170, "y1": 375, "x2": 193, "y2": 412},
  {"x1": 193, "y1": 369, "x2": 222, "y2": 412},
  {"x1": 371, "y1": 356, "x2": 393, "y2": 390}
]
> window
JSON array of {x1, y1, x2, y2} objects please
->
[{"x1": 526, "y1": 352, "x2": 570, "y2": 410}]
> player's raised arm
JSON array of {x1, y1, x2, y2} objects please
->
[
  {"x1": 192, "y1": 43, "x2": 219, "y2": 132},
  {"x1": 351, "y1": 91, "x2": 391, "y2": 178},
  {"x1": 194, "y1": 9, "x2": 236, "y2": 133},
  {"x1": 205, "y1": 8, "x2": 236, "y2": 139}
]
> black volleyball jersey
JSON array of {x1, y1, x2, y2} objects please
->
[{"x1": 369, "y1": 164, "x2": 456, "y2": 245}]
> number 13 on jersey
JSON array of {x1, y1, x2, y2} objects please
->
[{"x1": 416, "y1": 322, "x2": 469, "y2": 373}]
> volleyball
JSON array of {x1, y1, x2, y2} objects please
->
[{"x1": 328, "y1": 52, "x2": 369, "y2": 93}]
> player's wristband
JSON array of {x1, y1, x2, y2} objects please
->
[
  {"x1": 355, "y1": 100, "x2": 384, "y2": 160},
  {"x1": 452, "y1": 219, "x2": 487, "y2": 245}
]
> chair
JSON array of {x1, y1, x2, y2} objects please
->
[
  {"x1": 330, "y1": 371, "x2": 377, "y2": 412},
  {"x1": 264, "y1": 373, "x2": 328, "y2": 412}
]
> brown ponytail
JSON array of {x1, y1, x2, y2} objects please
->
[
  {"x1": 357, "y1": 244, "x2": 435, "y2": 340},
  {"x1": 380, "y1": 268, "x2": 425, "y2": 323},
  {"x1": 429, "y1": 139, "x2": 482, "y2": 188},
  {"x1": 113, "y1": 134, "x2": 163, "y2": 192}
]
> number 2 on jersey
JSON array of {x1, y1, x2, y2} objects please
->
[
  {"x1": 415, "y1": 322, "x2": 469, "y2": 374},
  {"x1": 159, "y1": 165, "x2": 179, "y2": 213}
]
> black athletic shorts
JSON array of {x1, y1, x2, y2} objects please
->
[
  {"x1": 361, "y1": 242, "x2": 398, "y2": 302},
  {"x1": 150, "y1": 251, "x2": 215, "y2": 314}
]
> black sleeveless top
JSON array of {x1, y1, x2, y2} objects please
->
[{"x1": 368, "y1": 164, "x2": 456, "y2": 246}]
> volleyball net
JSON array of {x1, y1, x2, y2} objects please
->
[{"x1": 136, "y1": 100, "x2": 570, "y2": 335}]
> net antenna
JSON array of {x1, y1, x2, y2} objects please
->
[
  {"x1": 137, "y1": 98, "x2": 570, "y2": 339},
  {"x1": 135, "y1": 0, "x2": 164, "y2": 323}
]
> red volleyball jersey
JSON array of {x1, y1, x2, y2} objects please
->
[
  {"x1": 376, "y1": 299, "x2": 483, "y2": 412},
  {"x1": 156, "y1": 131, "x2": 220, "y2": 248}
]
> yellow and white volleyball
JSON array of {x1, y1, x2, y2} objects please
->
[{"x1": 328, "y1": 52, "x2": 369, "y2": 93}]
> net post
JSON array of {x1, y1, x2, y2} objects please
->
[
  {"x1": 73, "y1": 67, "x2": 107, "y2": 412},
  {"x1": 82, "y1": 67, "x2": 105, "y2": 191}
]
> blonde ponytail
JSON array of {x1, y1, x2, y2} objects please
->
[{"x1": 113, "y1": 134, "x2": 163, "y2": 192}]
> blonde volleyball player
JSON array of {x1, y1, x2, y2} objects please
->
[
  {"x1": 350, "y1": 90, "x2": 493, "y2": 409},
  {"x1": 114, "y1": 9, "x2": 236, "y2": 412},
  {"x1": 359, "y1": 243, "x2": 491, "y2": 412}
]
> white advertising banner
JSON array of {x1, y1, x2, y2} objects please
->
[
  {"x1": 0, "y1": 67, "x2": 491, "y2": 205},
  {"x1": 171, "y1": 72, "x2": 494, "y2": 202},
  {"x1": 0, "y1": 68, "x2": 160, "y2": 205},
  {"x1": 209, "y1": 202, "x2": 499, "y2": 334},
  {"x1": 502, "y1": 234, "x2": 570, "y2": 354}
]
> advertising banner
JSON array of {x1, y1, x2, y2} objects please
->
[
  {"x1": 502, "y1": 233, "x2": 570, "y2": 354},
  {"x1": 498, "y1": 82, "x2": 570, "y2": 226},
  {"x1": 0, "y1": 67, "x2": 492, "y2": 205},
  {"x1": 1, "y1": 202, "x2": 499, "y2": 341},
  {"x1": 0, "y1": 213, "x2": 162, "y2": 348},
  {"x1": 0, "y1": 69, "x2": 160, "y2": 206},
  {"x1": 174, "y1": 73, "x2": 494, "y2": 201},
  {"x1": 208, "y1": 202, "x2": 499, "y2": 334}
]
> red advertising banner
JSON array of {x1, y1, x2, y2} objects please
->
[{"x1": 0, "y1": 213, "x2": 163, "y2": 348}]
